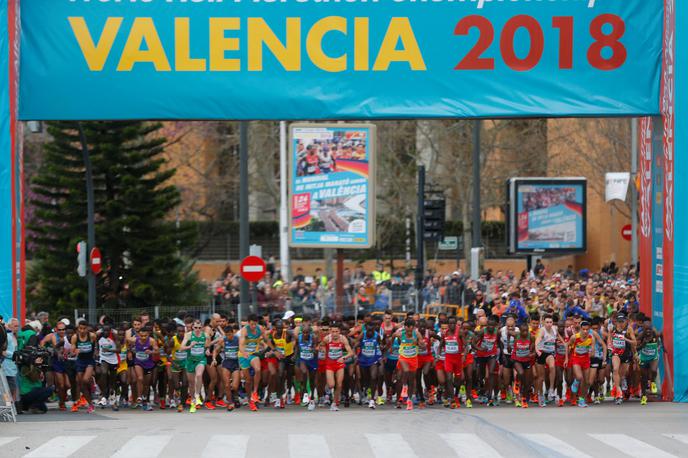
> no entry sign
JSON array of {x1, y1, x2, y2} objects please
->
[
  {"x1": 90, "y1": 247, "x2": 102, "y2": 275},
  {"x1": 621, "y1": 224, "x2": 633, "y2": 241},
  {"x1": 240, "y1": 256, "x2": 266, "y2": 283}
]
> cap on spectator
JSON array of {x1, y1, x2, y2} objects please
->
[
  {"x1": 529, "y1": 288, "x2": 537, "y2": 294},
  {"x1": 60, "y1": 318, "x2": 70, "y2": 326},
  {"x1": 28, "y1": 320, "x2": 42, "y2": 332},
  {"x1": 282, "y1": 310, "x2": 295, "y2": 320},
  {"x1": 451, "y1": 271, "x2": 460, "y2": 276},
  {"x1": 616, "y1": 313, "x2": 627, "y2": 320}
]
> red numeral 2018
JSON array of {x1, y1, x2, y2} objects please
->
[{"x1": 454, "y1": 14, "x2": 626, "y2": 71}]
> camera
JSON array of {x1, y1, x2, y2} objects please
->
[{"x1": 12, "y1": 346, "x2": 51, "y2": 370}]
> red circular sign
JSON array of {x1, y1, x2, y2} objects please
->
[
  {"x1": 621, "y1": 224, "x2": 633, "y2": 241},
  {"x1": 240, "y1": 256, "x2": 266, "y2": 282},
  {"x1": 90, "y1": 247, "x2": 102, "y2": 275}
]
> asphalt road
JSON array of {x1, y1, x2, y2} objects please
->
[{"x1": 1, "y1": 402, "x2": 687, "y2": 458}]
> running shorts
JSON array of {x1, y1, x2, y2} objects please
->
[
  {"x1": 590, "y1": 357, "x2": 603, "y2": 369},
  {"x1": 475, "y1": 355, "x2": 497, "y2": 366},
  {"x1": 384, "y1": 358, "x2": 398, "y2": 373},
  {"x1": 75, "y1": 359, "x2": 95, "y2": 373},
  {"x1": 301, "y1": 358, "x2": 319, "y2": 372},
  {"x1": 317, "y1": 359, "x2": 327, "y2": 373},
  {"x1": 639, "y1": 359, "x2": 657, "y2": 369},
  {"x1": 397, "y1": 356, "x2": 419, "y2": 372},
  {"x1": 571, "y1": 355, "x2": 591, "y2": 370},
  {"x1": 222, "y1": 358, "x2": 240, "y2": 372},
  {"x1": 444, "y1": 355, "x2": 463, "y2": 376},
  {"x1": 537, "y1": 352, "x2": 555, "y2": 365},
  {"x1": 239, "y1": 354, "x2": 259, "y2": 370},
  {"x1": 418, "y1": 354, "x2": 434, "y2": 366},
  {"x1": 358, "y1": 356, "x2": 381, "y2": 369},
  {"x1": 135, "y1": 363, "x2": 154, "y2": 375},
  {"x1": 500, "y1": 353, "x2": 514, "y2": 369},
  {"x1": 186, "y1": 357, "x2": 206, "y2": 372},
  {"x1": 262, "y1": 357, "x2": 277, "y2": 371},
  {"x1": 170, "y1": 359, "x2": 186, "y2": 373},
  {"x1": 512, "y1": 359, "x2": 531, "y2": 370},
  {"x1": 464, "y1": 354, "x2": 475, "y2": 366},
  {"x1": 435, "y1": 359, "x2": 445, "y2": 372},
  {"x1": 52, "y1": 359, "x2": 66, "y2": 374},
  {"x1": 326, "y1": 360, "x2": 345, "y2": 372}
]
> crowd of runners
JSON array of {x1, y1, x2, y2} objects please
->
[{"x1": 28, "y1": 271, "x2": 662, "y2": 414}]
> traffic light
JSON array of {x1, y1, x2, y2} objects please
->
[
  {"x1": 423, "y1": 198, "x2": 445, "y2": 241},
  {"x1": 77, "y1": 241, "x2": 87, "y2": 277}
]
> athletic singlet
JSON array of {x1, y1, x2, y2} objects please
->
[
  {"x1": 399, "y1": 331, "x2": 418, "y2": 358},
  {"x1": 387, "y1": 337, "x2": 400, "y2": 361},
  {"x1": 611, "y1": 329, "x2": 628, "y2": 355},
  {"x1": 572, "y1": 333, "x2": 593, "y2": 357},
  {"x1": 476, "y1": 331, "x2": 499, "y2": 357},
  {"x1": 511, "y1": 338, "x2": 532, "y2": 362},
  {"x1": 172, "y1": 335, "x2": 187, "y2": 361},
  {"x1": 433, "y1": 340, "x2": 445, "y2": 361},
  {"x1": 224, "y1": 334, "x2": 239, "y2": 360},
  {"x1": 98, "y1": 335, "x2": 118, "y2": 365},
  {"x1": 305, "y1": 154, "x2": 319, "y2": 174},
  {"x1": 52, "y1": 333, "x2": 65, "y2": 360},
  {"x1": 418, "y1": 331, "x2": 431, "y2": 356},
  {"x1": 188, "y1": 332, "x2": 206, "y2": 360},
  {"x1": 242, "y1": 325, "x2": 262, "y2": 356},
  {"x1": 538, "y1": 326, "x2": 557, "y2": 353},
  {"x1": 76, "y1": 334, "x2": 95, "y2": 361},
  {"x1": 135, "y1": 336, "x2": 155, "y2": 369},
  {"x1": 499, "y1": 327, "x2": 515, "y2": 355},
  {"x1": 118, "y1": 344, "x2": 128, "y2": 372},
  {"x1": 640, "y1": 341, "x2": 659, "y2": 362},
  {"x1": 359, "y1": 333, "x2": 380, "y2": 360},
  {"x1": 298, "y1": 333, "x2": 316, "y2": 361},
  {"x1": 593, "y1": 331, "x2": 605, "y2": 359},
  {"x1": 273, "y1": 330, "x2": 295, "y2": 357},
  {"x1": 157, "y1": 335, "x2": 168, "y2": 363},
  {"x1": 444, "y1": 327, "x2": 462, "y2": 356},
  {"x1": 326, "y1": 339, "x2": 344, "y2": 361},
  {"x1": 556, "y1": 335, "x2": 568, "y2": 357}
]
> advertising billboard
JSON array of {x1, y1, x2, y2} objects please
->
[
  {"x1": 289, "y1": 124, "x2": 376, "y2": 249},
  {"x1": 508, "y1": 178, "x2": 587, "y2": 254}
]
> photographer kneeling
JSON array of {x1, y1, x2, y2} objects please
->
[{"x1": 17, "y1": 349, "x2": 53, "y2": 414}]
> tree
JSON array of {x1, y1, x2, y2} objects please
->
[{"x1": 28, "y1": 121, "x2": 205, "y2": 316}]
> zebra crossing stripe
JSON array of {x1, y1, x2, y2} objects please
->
[
  {"x1": 663, "y1": 434, "x2": 688, "y2": 445},
  {"x1": 521, "y1": 433, "x2": 592, "y2": 458},
  {"x1": 440, "y1": 434, "x2": 502, "y2": 457},
  {"x1": 111, "y1": 435, "x2": 172, "y2": 458},
  {"x1": 289, "y1": 434, "x2": 331, "y2": 458},
  {"x1": 365, "y1": 433, "x2": 417, "y2": 458},
  {"x1": 24, "y1": 436, "x2": 96, "y2": 458},
  {"x1": 589, "y1": 434, "x2": 677, "y2": 458},
  {"x1": 202, "y1": 435, "x2": 249, "y2": 458},
  {"x1": 0, "y1": 437, "x2": 19, "y2": 447}
]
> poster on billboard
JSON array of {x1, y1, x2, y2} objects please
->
[
  {"x1": 507, "y1": 178, "x2": 587, "y2": 254},
  {"x1": 289, "y1": 124, "x2": 376, "y2": 249}
]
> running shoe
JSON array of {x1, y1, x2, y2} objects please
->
[
  {"x1": 142, "y1": 403, "x2": 153, "y2": 412},
  {"x1": 251, "y1": 391, "x2": 260, "y2": 403},
  {"x1": 406, "y1": 400, "x2": 413, "y2": 411},
  {"x1": 71, "y1": 404, "x2": 79, "y2": 412},
  {"x1": 294, "y1": 393, "x2": 301, "y2": 405},
  {"x1": 640, "y1": 395, "x2": 648, "y2": 406},
  {"x1": 227, "y1": 403, "x2": 235, "y2": 412},
  {"x1": 274, "y1": 398, "x2": 281, "y2": 409},
  {"x1": 521, "y1": 398, "x2": 528, "y2": 409},
  {"x1": 513, "y1": 381, "x2": 521, "y2": 396},
  {"x1": 450, "y1": 400, "x2": 457, "y2": 409},
  {"x1": 344, "y1": 396, "x2": 350, "y2": 408},
  {"x1": 615, "y1": 397, "x2": 623, "y2": 405},
  {"x1": 515, "y1": 398, "x2": 522, "y2": 408},
  {"x1": 308, "y1": 400, "x2": 316, "y2": 411},
  {"x1": 177, "y1": 404, "x2": 184, "y2": 413},
  {"x1": 401, "y1": 385, "x2": 409, "y2": 400},
  {"x1": 471, "y1": 389, "x2": 479, "y2": 399},
  {"x1": 302, "y1": 393, "x2": 310, "y2": 405},
  {"x1": 87, "y1": 404, "x2": 95, "y2": 414},
  {"x1": 169, "y1": 399, "x2": 177, "y2": 409},
  {"x1": 651, "y1": 382, "x2": 658, "y2": 394},
  {"x1": 189, "y1": 403, "x2": 197, "y2": 413},
  {"x1": 77, "y1": 396, "x2": 88, "y2": 408},
  {"x1": 195, "y1": 396, "x2": 203, "y2": 407},
  {"x1": 538, "y1": 397, "x2": 546, "y2": 407},
  {"x1": 487, "y1": 399, "x2": 495, "y2": 407},
  {"x1": 500, "y1": 390, "x2": 507, "y2": 401},
  {"x1": 548, "y1": 389, "x2": 556, "y2": 402},
  {"x1": 330, "y1": 403, "x2": 339, "y2": 412},
  {"x1": 205, "y1": 401, "x2": 216, "y2": 410},
  {"x1": 454, "y1": 396, "x2": 461, "y2": 409},
  {"x1": 98, "y1": 397, "x2": 107, "y2": 407},
  {"x1": 249, "y1": 400, "x2": 258, "y2": 412},
  {"x1": 621, "y1": 379, "x2": 628, "y2": 392},
  {"x1": 557, "y1": 398, "x2": 565, "y2": 407},
  {"x1": 465, "y1": 399, "x2": 472, "y2": 409},
  {"x1": 111, "y1": 403, "x2": 119, "y2": 412},
  {"x1": 159, "y1": 399, "x2": 166, "y2": 410},
  {"x1": 595, "y1": 395, "x2": 603, "y2": 405},
  {"x1": 577, "y1": 398, "x2": 588, "y2": 408},
  {"x1": 419, "y1": 401, "x2": 426, "y2": 409},
  {"x1": 376, "y1": 396, "x2": 385, "y2": 406},
  {"x1": 396, "y1": 400, "x2": 402, "y2": 409},
  {"x1": 505, "y1": 391, "x2": 513, "y2": 404},
  {"x1": 59, "y1": 403, "x2": 66, "y2": 411},
  {"x1": 530, "y1": 392, "x2": 538, "y2": 404},
  {"x1": 216, "y1": 399, "x2": 227, "y2": 408},
  {"x1": 443, "y1": 399, "x2": 451, "y2": 408}
]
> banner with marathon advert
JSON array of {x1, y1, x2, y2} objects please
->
[
  {"x1": 508, "y1": 177, "x2": 587, "y2": 254},
  {"x1": 289, "y1": 124, "x2": 376, "y2": 249}
]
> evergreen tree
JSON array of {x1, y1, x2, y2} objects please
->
[{"x1": 28, "y1": 121, "x2": 204, "y2": 316}]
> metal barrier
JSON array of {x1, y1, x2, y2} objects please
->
[
  {"x1": 424, "y1": 303, "x2": 468, "y2": 320},
  {"x1": 0, "y1": 368, "x2": 17, "y2": 422}
]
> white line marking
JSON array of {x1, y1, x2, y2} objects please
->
[
  {"x1": 589, "y1": 434, "x2": 677, "y2": 458},
  {"x1": 289, "y1": 434, "x2": 331, "y2": 458},
  {"x1": 25, "y1": 436, "x2": 96, "y2": 458},
  {"x1": 365, "y1": 433, "x2": 417, "y2": 458},
  {"x1": 521, "y1": 434, "x2": 592, "y2": 458},
  {"x1": 111, "y1": 435, "x2": 172, "y2": 458},
  {"x1": 440, "y1": 433, "x2": 502, "y2": 457},
  {"x1": 242, "y1": 266, "x2": 263, "y2": 273},
  {"x1": 202, "y1": 435, "x2": 249, "y2": 458},
  {"x1": 0, "y1": 437, "x2": 19, "y2": 447}
]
